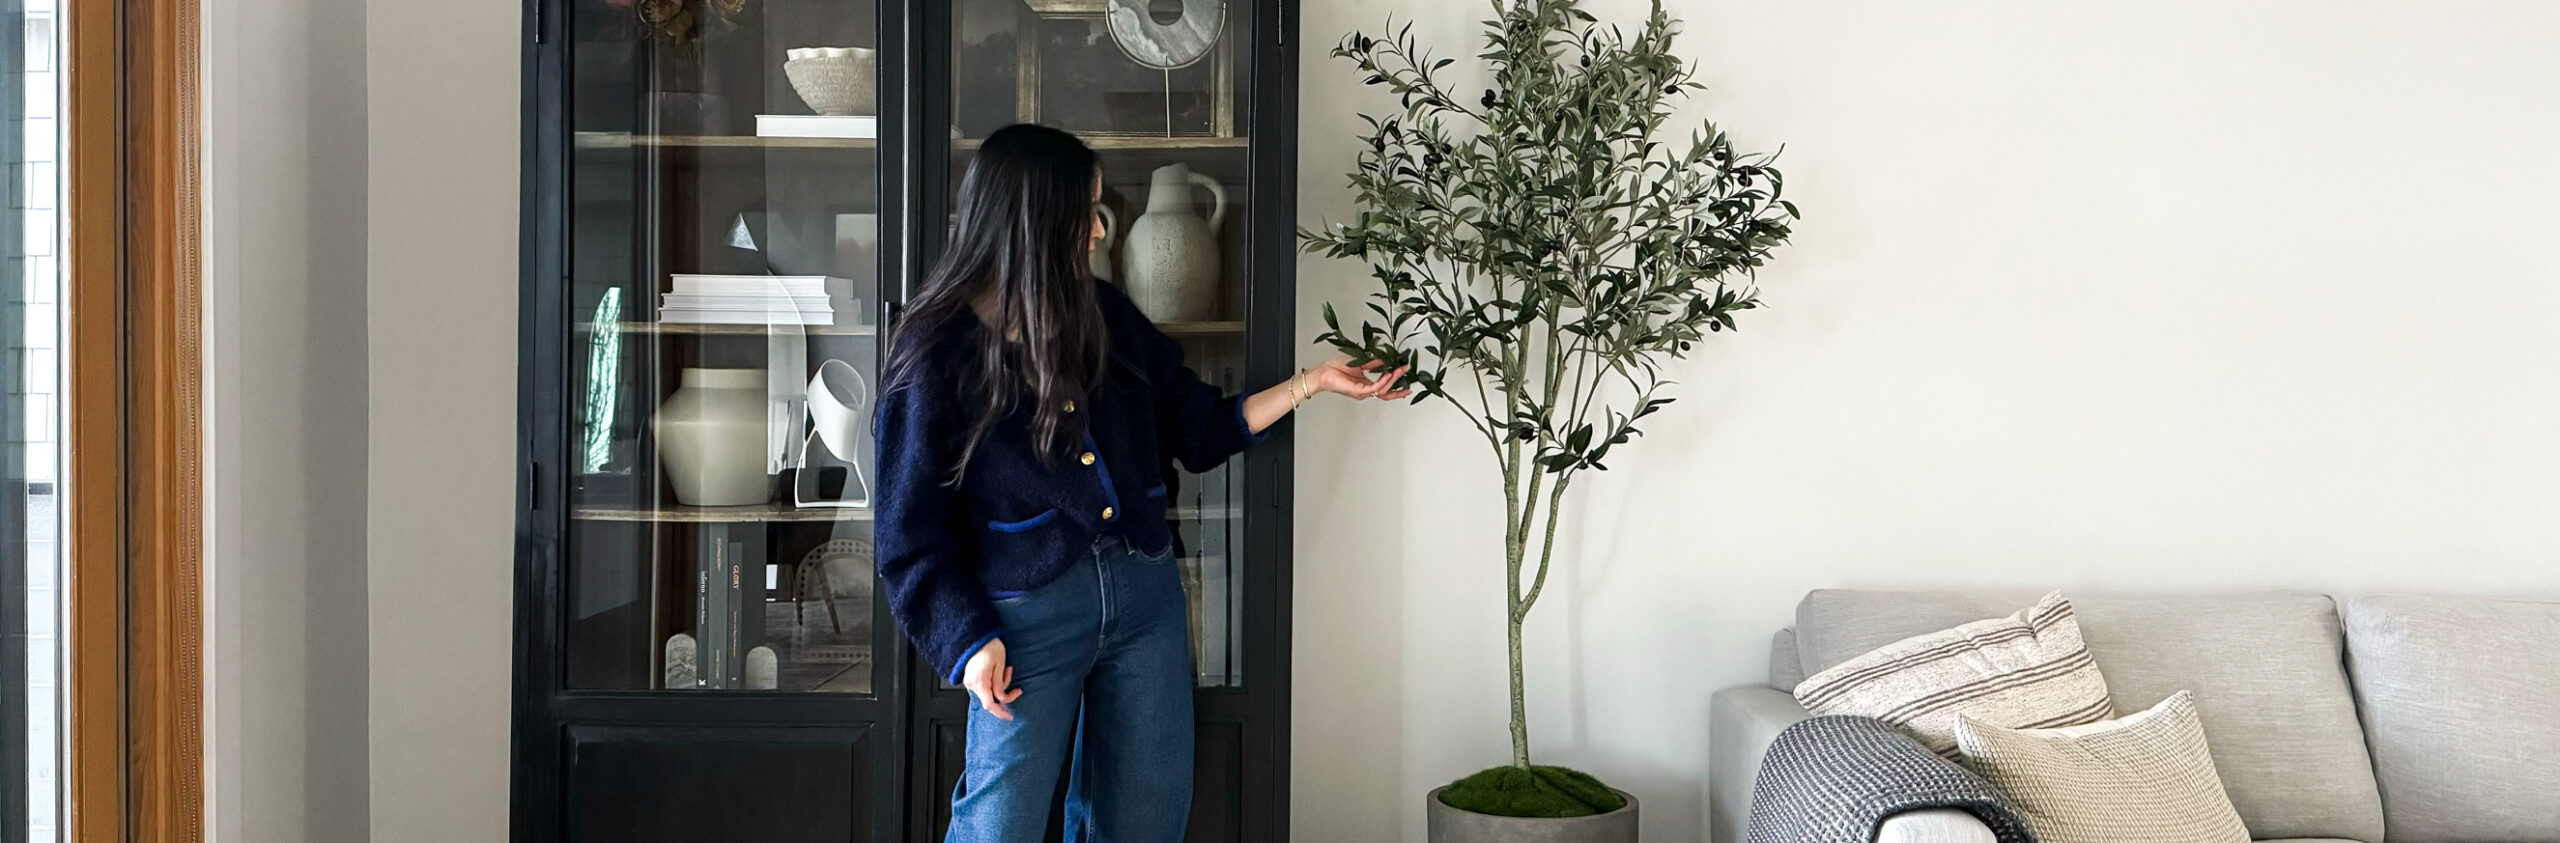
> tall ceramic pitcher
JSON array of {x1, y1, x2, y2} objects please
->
[{"x1": 1123, "y1": 162, "x2": 1227, "y2": 322}]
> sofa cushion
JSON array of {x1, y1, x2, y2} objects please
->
[
  {"x1": 1795, "y1": 590, "x2": 2384, "y2": 842},
  {"x1": 1769, "y1": 627, "x2": 1807, "y2": 691},
  {"x1": 2345, "y1": 594, "x2": 2560, "y2": 843},
  {"x1": 1797, "y1": 593, "x2": 2116, "y2": 756},
  {"x1": 1956, "y1": 691, "x2": 2250, "y2": 843}
]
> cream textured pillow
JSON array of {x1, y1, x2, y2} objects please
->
[
  {"x1": 1792, "y1": 591, "x2": 2114, "y2": 755},
  {"x1": 1956, "y1": 691, "x2": 2249, "y2": 843}
]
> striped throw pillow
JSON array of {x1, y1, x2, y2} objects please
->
[
  {"x1": 1955, "y1": 691, "x2": 2250, "y2": 843},
  {"x1": 1792, "y1": 591, "x2": 2114, "y2": 755}
]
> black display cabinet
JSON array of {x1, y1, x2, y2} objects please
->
[{"x1": 513, "y1": 0, "x2": 1298, "y2": 839}]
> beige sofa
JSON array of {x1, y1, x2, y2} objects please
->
[{"x1": 1708, "y1": 591, "x2": 2560, "y2": 843}]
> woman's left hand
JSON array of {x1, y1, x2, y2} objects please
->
[{"x1": 1307, "y1": 355, "x2": 1412, "y2": 401}]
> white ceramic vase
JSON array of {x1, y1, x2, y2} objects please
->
[
  {"x1": 1122, "y1": 163, "x2": 1227, "y2": 321},
  {"x1": 655, "y1": 368, "x2": 771, "y2": 506}
]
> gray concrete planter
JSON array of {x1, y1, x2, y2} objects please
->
[{"x1": 1425, "y1": 786, "x2": 1640, "y2": 843}]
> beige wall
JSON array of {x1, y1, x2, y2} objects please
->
[
  {"x1": 360, "y1": 0, "x2": 518, "y2": 837},
  {"x1": 202, "y1": 0, "x2": 371, "y2": 838},
  {"x1": 1290, "y1": 1, "x2": 2560, "y2": 840}
]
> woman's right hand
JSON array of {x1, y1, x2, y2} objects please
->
[{"x1": 963, "y1": 638, "x2": 1022, "y2": 720}]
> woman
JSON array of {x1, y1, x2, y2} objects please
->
[{"x1": 875, "y1": 123, "x2": 1406, "y2": 842}]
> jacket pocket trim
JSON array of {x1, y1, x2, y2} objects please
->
[{"x1": 986, "y1": 509, "x2": 1060, "y2": 533}]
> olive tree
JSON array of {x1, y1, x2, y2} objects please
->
[{"x1": 1302, "y1": 0, "x2": 1797, "y2": 804}]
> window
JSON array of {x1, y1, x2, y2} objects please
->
[{"x1": 7, "y1": 0, "x2": 66, "y2": 838}]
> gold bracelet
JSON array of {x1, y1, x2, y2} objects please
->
[{"x1": 1290, "y1": 369, "x2": 1312, "y2": 407}]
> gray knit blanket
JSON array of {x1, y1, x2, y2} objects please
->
[{"x1": 1745, "y1": 715, "x2": 2037, "y2": 843}]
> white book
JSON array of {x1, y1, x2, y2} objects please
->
[
  {"x1": 661, "y1": 295, "x2": 837, "y2": 310},
  {"x1": 671, "y1": 274, "x2": 852, "y2": 299},
  {"x1": 755, "y1": 114, "x2": 877, "y2": 139},
  {"x1": 660, "y1": 309, "x2": 837, "y2": 326}
]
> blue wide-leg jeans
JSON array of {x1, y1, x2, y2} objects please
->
[{"x1": 945, "y1": 536, "x2": 1194, "y2": 843}]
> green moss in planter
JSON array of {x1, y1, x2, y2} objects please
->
[{"x1": 1437, "y1": 766, "x2": 1627, "y2": 819}]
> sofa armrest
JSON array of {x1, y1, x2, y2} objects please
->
[
  {"x1": 1709, "y1": 686, "x2": 1812, "y2": 843},
  {"x1": 1709, "y1": 687, "x2": 1999, "y2": 843}
]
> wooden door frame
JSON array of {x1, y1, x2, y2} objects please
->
[{"x1": 64, "y1": 0, "x2": 204, "y2": 839}]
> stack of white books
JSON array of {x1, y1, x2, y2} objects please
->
[
  {"x1": 662, "y1": 274, "x2": 853, "y2": 326},
  {"x1": 755, "y1": 115, "x2": 878, "y2": 139}
]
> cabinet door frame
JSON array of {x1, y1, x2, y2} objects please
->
[{"x1": 515, "y1": 0, "x2": 925, "y2": 837}]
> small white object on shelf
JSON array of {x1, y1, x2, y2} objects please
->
[
  {"x1": 794, "y1": 360, "x2": 873, "y2": 510},
  {"x1": 782, "y1": 47, "x2": 877, "y2": 116},
  {"x1": 756, "y1": 114, "x2": 878, "y2": 139}
]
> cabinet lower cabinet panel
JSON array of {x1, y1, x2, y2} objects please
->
[{"x1": 564, "y1": 725, "x2": 873, "y2": 842}]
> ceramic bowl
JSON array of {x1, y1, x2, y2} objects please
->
[{"x1": 783, "y1": 47, "x2": 877, "y2": 116}]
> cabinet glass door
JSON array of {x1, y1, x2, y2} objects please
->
[
  {"x1": 946, "y1": 0, "x2": 1254, "y2": 689},
  {"x1": 563, "y1": 0, "x2": 890, "y2": 695}
]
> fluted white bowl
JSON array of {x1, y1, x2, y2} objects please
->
[{"x1": 783, "y1": 47, "x2": 877, "y2": 116}]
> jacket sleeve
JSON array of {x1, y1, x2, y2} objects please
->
[
  {"x1": 1132, "y1": 312, "x2": 1269, "y2": 474},
  {"x1": 871, "y1": 379, "x2": 1004, "y2": 685}
]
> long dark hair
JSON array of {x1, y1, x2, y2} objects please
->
[{"x1": 885, "y1": 124, "x2": 1107, "y2": 482}]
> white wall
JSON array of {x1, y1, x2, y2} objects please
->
[
  {"x1": 200, "y1": 1, "x2": 2560, "y2": 840},
  {"x1": 1290, "y1": 1, "x2": 2560, "y2": 840},
  {"x1": 202, "y1": 0, "x2": 371, "y2": 838},
  {"x1": 360, "y1": 0, "x2": 518, "y2": 837}
]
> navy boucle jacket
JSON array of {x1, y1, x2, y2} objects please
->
[{"x1": 872, "y1": 282, "x2": 1266, "y2": 683}]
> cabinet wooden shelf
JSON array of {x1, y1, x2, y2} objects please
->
[
  {"x1": 1156, "y1": 320, "x2": 1245, "y2": 337},
  {"x1": 573, "y1": 132, "x2": 1247, "y2": 152},
  {"x1": 571, "y1": 503, "x2": 1239, "y2": 524},
  {"x1": 573, "y1": 503, "x2": 874, "y2": 523},
  {"x1": 577, "y1": 321, "x2": 881, "y2": 337},
  {"x1": 574, "y1": 132, "x2": 879, "y2": 150},
  {"x1": 963, "y1": 136, "x2": 1246, "y2": 151},
  {"x1": 575, "y1": 320, "x2": 1234, "y2": 338}
]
